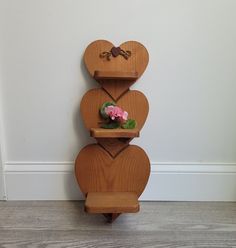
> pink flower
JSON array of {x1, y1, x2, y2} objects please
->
[
  {"x1": 105, "y1": 105, "x2": 128, "y2": 122},
  {"x1": 122, "y1": 111, "x2": 128, "y2": 121}
]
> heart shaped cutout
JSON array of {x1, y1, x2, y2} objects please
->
[
  {"x1": 84, "y1": 40, "x2": 149, "y2": 99},
  {"x1": 80, "y1": 88, "x2": 149, "y2": 131},
  {"x1": 75, "y1": 144, "x2": 150, "y2": 197}
]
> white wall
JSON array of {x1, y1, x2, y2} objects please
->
[{"x1": 0, "y1": 0, "x2": 236, "y2": 200}]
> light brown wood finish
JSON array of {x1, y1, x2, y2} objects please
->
[
  {"x1": 97, "y1": 80, "x2": 136, "y2": 101},
  {"x1": 84, "y1": 40, "x2": 149, "y2": 80},
  {"x1": 80, "y1": 88, "x2": 149, "y2": 131},
  {"x1": 1, "y1": 201, "x2": 236, "y2": 247},
  {"x1": 75, "y1": 144, "x2": 150, "y2": 197},
  {"x1": 76, "y1": 40, "x2": 150, "y2": 220},
  {"x1": 96, "y1": 138, "x2": 131, "y2": 157},
  {"x1": 85, "y1": 192, "x2": 139, "y2": 214},
  {"x1": 90, "y1": 128, "x2": 139, "y2": 138},
  {"x1": 84, "y1": 40, "x2": 149, "y2": 100},
  {"x1": 94, "y1": 70, "x2": 139, "y2": 100},
  {"x1": 94, "y1": 70, "x2": 138, "y2": 80}
]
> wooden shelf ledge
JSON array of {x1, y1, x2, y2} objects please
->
[
  {"x1": 85, "y1": 192, "x2": 139, "y2": 213},
  {"x1": 94, "y1": 70, "x2": 138, "y2": 80},
  {"x1": 90, "y1": 128, "x2": 139, "y2": 138}
]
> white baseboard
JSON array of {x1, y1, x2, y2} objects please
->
[
  {"x1": 4, "y1": 162, "x2": 236, "y2": 201},
  {"x1": 0, "y1": 171, "x2": 4, "y2": 200}
]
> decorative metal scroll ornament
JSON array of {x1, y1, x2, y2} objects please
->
[{"x1": 100, "y1": 47, "x2": 131, "y2": 61}]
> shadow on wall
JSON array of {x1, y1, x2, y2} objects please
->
[
  {"x1": 73, "y1": 58, "x2": 97, "y2": 152},
  {"x1": 69, "y1": 58, "x2": 98, "y2": 199}
]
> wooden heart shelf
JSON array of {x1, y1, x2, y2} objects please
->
[{"x1": 75, "y1": 40, "x2": 150, "y2": 223}]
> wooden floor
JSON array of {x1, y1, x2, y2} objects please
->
[{"x1": 0, "y1": 201, "x2": 236, "y2": 247}]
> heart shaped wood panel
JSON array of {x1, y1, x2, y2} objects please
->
[
  {"x1": 75, "y1": 144, "x2": 150, "y2": 197},
  {"x1": 80, "y1": 88, "x2": 149, "y2": 131},
  {"x1": 84, "y1": 40, "x2": 149, "y2": 79},
  {"x1": 84, "y1": 40, "x2": 149, "y2": 100}
]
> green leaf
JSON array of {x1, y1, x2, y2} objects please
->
[
  {"x1": 121, "y1": 119, "x2": 136, "y2": 129},
  {"x1": 100, "y1": 101, "x2": 116, "y2": 119},
  {"x1": 101, "y1": 121, "x2": 120, "y2": 129}
]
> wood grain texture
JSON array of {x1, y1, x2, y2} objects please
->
[
  {"x1": 1, "y1": 201, "x2": 236, "y2": 247},
  {"x1": 75, "y1": 144, "x2": 150, "y2": 197},
  {"x1": 96, "y1": 138, "x2": 131, "y2": 157},
  {"x1": 85, "y1": 192, "x2": 139, "y2": 213},
  {"x1": 84, "y1": 40, "x2": 149, "y2": 100},
  {"x1": 77, "y1": 40, "x2": 149, "y2": 219},
  {"x1": 84, "y1": 40, "x2": 149, "y2": 80},
  {"x1": 96, "y1": 79, "x2": 135, "y2": 101},
  {"x1": 90, "y1": 128, "x2": 139, "y2": 138},
  {"x1": 93, "y1": 71, "x2": 139, "y2": 100},
  {"x1": 80, "y1": 88, "x2": 149, "y2": 131},
  {"x1": 94, "y1": 71, "x2": 138, "y2": 80}
]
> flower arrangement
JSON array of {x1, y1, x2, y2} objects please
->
[{"x1": 100, "y1": 102, "x2": 136, "y2": 129}]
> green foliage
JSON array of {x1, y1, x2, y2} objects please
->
[
  {"x1": 121, "y1": 119, "x2": 136, "y2": 129},
  {"x1": 100, "y1": 121, "x2": 120, "y2": 129},
  {"x1": 100, "y1": 101, "x2": 115, "y2": 119}
]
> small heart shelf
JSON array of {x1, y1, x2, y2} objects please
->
[{"x1": 75, "y1": 40, "x2": 150, "y2": 223}]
